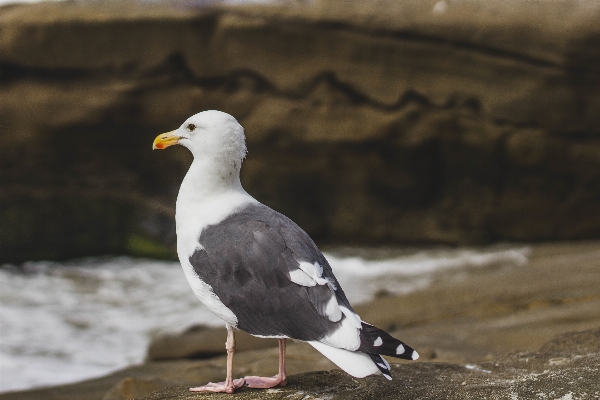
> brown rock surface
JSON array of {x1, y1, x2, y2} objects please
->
[
  {"x1": 2, "y1": 1, "x2": 600, "y2": 262},
  {"x1": 1, "y1": 240, "x2": 599, "y2": 400},
  {"x1": 139, "y1": 328, "x2": 600, "y2": 399},
  {"x1": 101, "y1": 377, "x2": 161, "y2": 400},
  {"x1": 360, "y1": 240, "x2": 600, "y2": 363}
]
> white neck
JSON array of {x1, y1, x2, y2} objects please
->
[
  {"x1": 175, "y1": 158, "x2": 256, "y2": 257},
  {"x1": 179, "y1": 158, "x2": 244, "y2": 201}
]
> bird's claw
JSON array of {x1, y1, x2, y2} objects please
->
[
  {"x1": 189, "y1": 378, "x2": 246, "y2": 393},
  {"x1": 243, "y1": 374, "x2": 287, "y2": 389}
]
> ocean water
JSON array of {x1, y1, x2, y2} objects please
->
[{"x1": 0, "y1": 246, "x2": 529, "y2": 393}]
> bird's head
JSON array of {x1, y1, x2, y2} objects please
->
[{"x1": 153, "y1": 110, "x2": 247, "y2": 166}]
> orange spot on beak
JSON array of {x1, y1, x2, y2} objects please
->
[{"x1": 153, "y1": 130, "x2": 180, "y2": 150}]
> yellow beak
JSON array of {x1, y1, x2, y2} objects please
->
[{"x1": 152, "y1": 130, "x2": 180, "y2": 150}]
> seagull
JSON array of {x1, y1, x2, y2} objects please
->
[{"x1": 152, "y1": 110, "x2": 418, "y2": 393}]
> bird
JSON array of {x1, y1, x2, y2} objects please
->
[{"x1": 152, "y1": 110, "x2": 418, "y2": 393}]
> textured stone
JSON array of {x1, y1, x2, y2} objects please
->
[
  {"x1": 101, "y1": 377, "x2": 161, "y2": 400},
  {"x1": 2, "y1": 1, "x2": 600, "y2": 262},
  {"x1": 1, "y1": 241, "x2": 599, "y2": 400},
  {"x1": 135, "y1": 327, "x2": 600, "y2": 399}
]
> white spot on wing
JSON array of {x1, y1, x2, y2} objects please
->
[
  {"x1": 296, "y1": 261, "x2": 338, "y2": 290},
  {"x1": 298, "y1": 261, "x2": 328, "y2": 285},
  {"x1": 293, "y1": 261, "x2": 338, "y2": 292},
  {"x1": 374, "y1": 336, "x2": 383, "y2": 347},
  {"x1": 291, "y1": 263, "x2": 342, "y2": 321},
  {"x1": 396, "y1": 344, "x2": 405, "y2": 355},
  {"x1": 313, "y1": 261, "x2": 323, "y2": 277},
  {"x1": 298, "y1": 261, "x2": 318, "y2": 277},
  {"x1": 412, "y1": 350, "x2": 419, "y2": 360},
  {"x1": 324, "y1": 295, "x2": 342, "y2": 322},
  {"x1": 289, "y1": 268, "x2": 317, "y2": 287}
]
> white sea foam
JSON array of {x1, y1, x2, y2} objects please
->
[
  {"x1": 0, "y1": 258, "x2": 220, "y2": 393},
  {"x1": 327, "y1": 246, "x2": 530, "y2": 303},
  {"x1": 0, "y1": 246, "x2": 530, "y2": 393}
]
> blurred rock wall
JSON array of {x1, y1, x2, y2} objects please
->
[{"x1": 1, "y1": 1, "x2": 600, "y2": 263}]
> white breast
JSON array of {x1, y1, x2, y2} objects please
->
[
  {"x1": 175, "y1": 190, "x2": 256, "y2": 258},
  {"x1": 175, "y1": 186, "x2": 257, "y2": 327}
]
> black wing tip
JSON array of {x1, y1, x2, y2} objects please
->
[
  {"x1": 360, "y1": 322, "x2": 419, "y2": 361},
  {"x1": 368, "y1": 353, "x2": 393, "y2": 380},
  {"x1": 393, "y1": 342, "x2": 420, "y2": 360}
]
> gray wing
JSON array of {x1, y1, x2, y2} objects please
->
[{"x1": 189, "y1": 203, "x2": 358, "y2": 341}]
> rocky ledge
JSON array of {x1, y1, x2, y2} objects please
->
[
  {"x1": 4, "y1": 329, "x2": 598, "y2": 400},
  {"x1": 2, "y1": 1, "x2": 600, "y2": 263},
  {"x1": 141, "y1": 327, "x2": 600, "y2": 399},
  {"x1": 2, "y1": 241, "x2": 599, "y2": 400}
]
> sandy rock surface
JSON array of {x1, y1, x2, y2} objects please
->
[
  {"x1": 140, "y1": 328, "x2": 600, "y2": 399},
  {"x1": 2, "y1": 240, "x2": 599, "y2": 400}
]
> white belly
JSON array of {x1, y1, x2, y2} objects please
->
[
  {"x1": 175, "y1": 188, "x2": 256, "y2": 327},
  {"x1": 179, "y1": 256, "x2": 238, "y2": 327}
]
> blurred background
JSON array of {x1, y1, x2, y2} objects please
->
[{"x1": 1, "y1": 0, "x2": 600, "y2": 397}]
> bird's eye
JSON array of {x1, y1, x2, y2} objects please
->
[{"x1": 187, "y1": 123, "x2": 196, "y2": 132}]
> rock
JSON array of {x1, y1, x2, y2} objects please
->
[
  {"x1": 0, "y1": 342, "x2": 336, "y2": 400},
  {"x1": 2, "y1": 1, "x2": 600, "y2": 262},
  {"x1": 358, "y1": 240, "x2": 600, "y2": 363},
  {"x1": 4, "y1": 328, "x2": 599, "y2": 400},
  {"x1": 1, "y1": 240, "x2": 599, "y2": 400},
  {"x1": 138, "y1": 328, "x2": 600, "y2": 399},
  {"x1": 147, "y1": 325, "x2": 278, "y2": 361},
  {"x1": 101, "y1": 377, "x2": 161, "y2": 400}
]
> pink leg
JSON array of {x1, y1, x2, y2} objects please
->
[
  {"x1": 243, "y1": 338, "x2": 288, "y2": 389},
  {"x1": 189, "y1": 326, "x2": 245, "y2": 393}
]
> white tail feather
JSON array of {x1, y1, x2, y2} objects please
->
[{"x1": 308, "y1": 341, "x2": 380, "y2": 378}]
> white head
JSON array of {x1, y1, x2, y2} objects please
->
[
  {"x1": 153, "y1": 110, "x2": 248, "y2": 195},
  {"x1": 153, "y1": 110, "x2": 247, "y2": 167}
]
